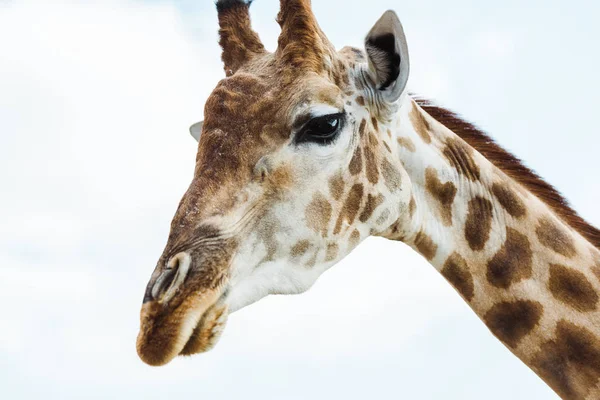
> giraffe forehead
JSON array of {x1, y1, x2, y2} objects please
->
[
  {"x1": 204, "y1": 71, "x2": 346, "y2": 132},
  {"x1": 204, "y1": 74, "x2": 283, "y2": 128},
  {"x1": 293, "y1": 76, "x2": 346, "y2": 113}
]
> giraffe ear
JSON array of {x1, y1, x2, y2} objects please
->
[
  {"x1": 189, "y1": 121, "x2": 203, "y2": 142},
  {"x1": 364, "y1": 10, "x2": 410, "y2": 103}
]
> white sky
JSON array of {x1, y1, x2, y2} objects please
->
[{"x1": 1, "y1": 0, "x2": 599, "y2": 399}]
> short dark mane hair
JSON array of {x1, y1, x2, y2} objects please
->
[{"x1": 414, "y1": 97, "x2": 600, "y2": 251}]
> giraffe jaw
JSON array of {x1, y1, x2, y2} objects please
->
[{"x1": 136, "y1": 286, "x2": 229, "y2": 366}]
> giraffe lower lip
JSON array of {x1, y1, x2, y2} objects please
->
[{"x1": 178, "y1": 289, "x2": 230, "y2": 357}]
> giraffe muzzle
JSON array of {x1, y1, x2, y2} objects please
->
[{"x1": 137, "y1": 248, "x2": 232, "y2": 367}]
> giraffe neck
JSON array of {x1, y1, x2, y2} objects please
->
[{"x1": 384, "y1": 97, "x2": 600, "y2": 400}]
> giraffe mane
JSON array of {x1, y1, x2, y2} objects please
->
[{"x1": 414, "y1": 96, "x2": 600, "y2": 251}]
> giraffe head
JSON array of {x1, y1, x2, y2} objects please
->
[{"x1": 137, "y1": 0, "x2": 413, "y2": 366}]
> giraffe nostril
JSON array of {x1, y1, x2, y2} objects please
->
[
  {"x1": 149, "y1": 252, "x2": 192, "y2": 303},
  {"x1": 151, "y1": 267, "x2": 177, "y2": 301}
]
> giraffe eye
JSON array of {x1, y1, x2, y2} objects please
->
[{"x1": 296, "y1": 113, "x2": 344, "y2": 145}]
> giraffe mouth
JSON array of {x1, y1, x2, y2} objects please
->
[
  {"x1": 178, "y1": 289, "x2": 229, "y2": 357},
  {"x1": 136, "y1": 286, "x2": 230, "y2": 366}
]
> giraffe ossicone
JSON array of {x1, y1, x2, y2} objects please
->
[{"x1": 137, "y1": 1, "x2": 600, "y2": 399}]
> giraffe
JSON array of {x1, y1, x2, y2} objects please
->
[{"x1": 136, "y1": 1, "x2": 600, "y2": 398}]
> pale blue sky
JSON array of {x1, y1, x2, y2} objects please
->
[{"x1": 1, "y1": 1, "x2": 599, "y2": 399}]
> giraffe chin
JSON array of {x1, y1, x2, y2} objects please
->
[
  {"x1": 179, "y1": 301, "x2": 229, "y2": 357},
  {"x1": 136, "y1": 288, "x2": 229, "y2": 367}
]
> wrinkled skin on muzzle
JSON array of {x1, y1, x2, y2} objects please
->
[{"x1": 137, "y1": 224, "x2": 236, "y2": 366}]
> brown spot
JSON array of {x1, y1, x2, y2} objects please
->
[
  {"x1": 358, "y1": 119, "x2": 367, "y2": 137},
  {"x1": 409, "y1": 196, "x2": 417, "y2": 218},
  {"x1": 305, "y1": 193, "x2": 332, "y2": 236},
  {"x1": 257, "y1": 218, "x2": 279, "y2": 263},
  {"x1": 387, "y1": 129, "x2": 392, "y2": 138},
  {"x1": 368, "y1": 131, "x2": 379, "y2": 146},
  {"x1": 269, "y1": 165, "x2": 293, "y2": 188},
  {"x1": 349, "y1": 145, "x2": 363, "y2": 175},
  {"x1": 371, "y1": 117, "x2": 379, "y2": 131},
  {"x1": 409, "y1": 105, "x2": 432, "y2": 143},
  {"x1": 549, "y1": 264, "x2": 598, "y2": 312},
  {"x1": 325, "y1": 243, "x2": 339, "y2": 262},
  {"x1": 443, "y1": 137, "x2": 480, "y2": 181},
  {"x1": 305, "y1": 251, "x2": 319, "y2": 268},
  {"x1": 533, "y1": 320, "x2": 600, "y2": 399},
  {"x1": 397, "y1": 137, "x2": 416, "y2": 152},
  {"x1": 383, "y1": 141, "x2": 392, "y2": 153},
  {"x1": 483, "y1": 300, "x2": 543, "y2": 348},
  {"x1": 425, "y1": 167, "x2": 457, "y2": 226},
  {"x1": 414, "y1": 231, "x2": 438, "y2": 261},
  {"x1": 364, "y1": 148, "x2": 379, "y2": 184},
  {"x1": 376, "y1": 209, "x2": 391, "y2": 226},
  {"x1": 441, "y1": 253, "x2": 474, "y2": 301},
  {"x1": 349, "y1": 229, "x2": 361, "y2": 248},
  {"x1": 537, "y1": 217, "x2": 577, "y2": 258},
  {"x1": 381, "y1": 159, "x2": 402, "y2": 192},
  {"x1": 465, "y1": 196, "x2": 494, "y2": 251},
  {"x1": 291, "y1": 240, "x2": 311, "y2": 258},
  {"x1": 487, "y1": 228, "x2": 533, "y2": 288},
  {"x1": 334, "y1": 184, "x2": 364, "y2": 234},
  {"x1": 492, "y1": 182, "x2": 526, "y2": 218},
  {"x1": 356, "y1": 96, "x2": 365, "y2": 106},
  {"x1": 329, "y1": 174, "x2": 345, "y2": 201},
  {"x1": 359, "y1": 194, "x2": 384, "y2": 223}
]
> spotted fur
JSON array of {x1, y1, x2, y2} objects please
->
[{"x1": 136, "y1": 4, "x2": 600, "y2": 399}]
